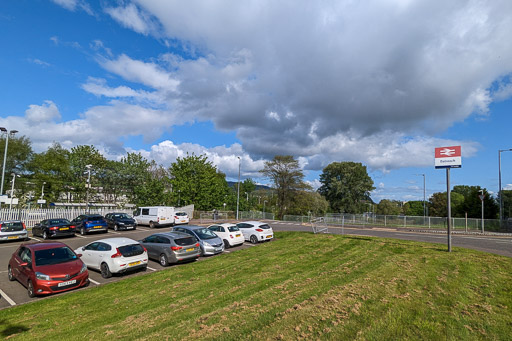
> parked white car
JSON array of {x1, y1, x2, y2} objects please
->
[
  {"x1": 207, "y1": 223, "x2": 245, "y2": 248},
  {"x1": 235, "y1": 221, "x2": 274, "y2": 244},
  {"x1": 75, "y1": 238, "x2": 148, "y2": 278},
  {"x1": 174, "y1": 212, "x2": 190, "y2": 225}
]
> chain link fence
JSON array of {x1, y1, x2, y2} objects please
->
[{"x1": 283, "y1": 213, "x2": 505, "y2": 233}]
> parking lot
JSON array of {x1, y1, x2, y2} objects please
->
[{"x1": 0, "y1": 223, "x2": 257, "y2": 309}]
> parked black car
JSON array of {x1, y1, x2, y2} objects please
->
[
  {"x1": 104, "y1": 213, "x2": 137, "y2": 231},
  {"x1": 71, "y1": 214, "x2": 108, "y2": 235},
  {"x1": 32, "y1": 218, "x2": 75, "y2": 239}
]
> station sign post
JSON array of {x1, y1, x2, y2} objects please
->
[{"x1": 435, "y1": 146, "x2": 462, "y2": 252}]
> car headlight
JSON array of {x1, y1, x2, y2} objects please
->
[
  {"x1": 36, "y1": 272, "x2": 50, "y2": 281},
  {"x1": 118, "y1": 222, "x2": 125, "y2": 225},
  {"x1": 79, "y1": 263, "x2": 87, "y2": 274},
  {"x1": 203, "y1": 241, "x2": 211, "y2": 247}
]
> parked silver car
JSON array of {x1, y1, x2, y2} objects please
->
[
  {"x1": 139, "y1": 232, "x2": 201, "y2": 266},
  {"x1": 0, "y1": 220, "x2": 28, "y2": 242},
  {"x1": 173, "y1": 225, "x2": 224, "y2": 256}
]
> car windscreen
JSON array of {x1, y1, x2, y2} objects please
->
[
  {"x1": 35, "y1": 247, "x2": 78, "y2": 266},
  {"x1": 175, "y1": 237, "x2": 197, "y2": 246},
  {"x1": 87, "y1": 215, "x2": 104, "y2": 221},
  {"x1": 227, "y1": 226, "x2": 240, "y2": 232},
  {"x1": 0, "y1": 221, "x2": 24, "y2": 232},
  {"x1": 118, "y1": 244, "x2": 144, "y2": 257},
  {"x1": 113, "y1": 214, "x2": 130, "y2": 219},
  {"x1": 48, "y1": 219, "x2": 70, "y2": 225},
  {"x1": 259, "y1": 224, "x2": 271, "y2": 229},
  {"x1": 194, "y1": 228, "x2": 218, "y2": 240}
]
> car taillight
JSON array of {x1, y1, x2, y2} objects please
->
[
  {"x1": 230, "y1": 234, "x2": 234, "y2": 238},
  {"x1": 174, "y1": 216, "x2": 178, "y2": 219},
  {"x1": 70, "y1": 225, "x2": 76, "y2": 229},
  {"x1": 22, "y1": 222, "x2": 26, "y2": 230},
  {"x1": 49, "y1": 226, "x2": 58, "y2": 231},
  {"x1": 171, "y1": 246, "x2": 182, "y2": 251},
  {"x1": 142, "y1": 246, "x2": 147, "y2": 252},
  {"x1": 195, "y1": 243, "x2": 199, "y2": 247},
  {"x1": 255, "y1": 228, "x2": 263, "y2": 232},
  {"x1": 111, "y1": 248, "x2": 122, "y2": 258}
]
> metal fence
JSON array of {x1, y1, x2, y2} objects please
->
[
  {"x1": 283, "y1": 213, "x2": 505, "y2": 233},
  {"x1": 0, "y1": 208, "x2": 133, "y2": 229},
  {"x1": 197, "y1": 210, "x2": 275, "y2": 224}
]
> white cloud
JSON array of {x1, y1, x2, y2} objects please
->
[
  {"x1": 51, "y1": 0, "x2": 92, "y2": 15},
  {"x1": 104, "y1": 4, "x2": 157, "y2": 36},
  {"x1": 25, "y1": 101, "x2": 61, "y2": 124}
]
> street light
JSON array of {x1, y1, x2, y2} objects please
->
[
  {"x1": 415, "y1": 173, "x2": 426, "y2": 218},
  {"x1": 263, "y1": 200, "x2": 268, "y2": 218},
  {"x1": 40, "y1": 181, "x2": 46, "y2": 208},
  {"x1": 245, "y1": 192, "x2": 248, "y2": 201},
  {"x1": 178, "y1": 190, "x2": 181, "y2": 207},
  {"x1": 9, "y1": 173, "x2": 20, "y2": 209},
  {"x1": 0, "y1": 128, "x2": 18, "y2": 196},
  {"x1": 236, "y1": 156, "x2": 241, "y2": 220},
  {"x1": 478, "y1": 190, "x2": 485, "y2": 233},
  {"x1": 85, "y1": 164, "x2": 92, "y2": 213},
  {"x1": 499, "y1": 149, "x2": 512, "y2": 225}
]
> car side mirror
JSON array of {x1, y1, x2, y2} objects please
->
[
  {"x1": 76, "y1": 253, "x2": 83, "y2": 258},
  {"x1": 81, "y1": 247, "x2": 85, "y2": 251}
]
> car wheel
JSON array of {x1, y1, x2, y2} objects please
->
[
  {"x1": 27, "y1": 280, "x2": 35, "y2": 298},
  {"x1": 114, "y1": 224, "x2": 118, "y2": 231},
  {"x1": 100, "y1": 263, "x2": 112, "y2": 278},
  {"x1": 250, "y1": 235, "x2": 258, "y2": 244},
  {"x1": 223, "y1": 239, "x2": 230, "y2": 249},
  {"x1": 42, "y1": 231, "x2": 48, "y2": 240},
  {"x1": 80, "y1": 228, "x2": 86, "y2": 236},
  {"x1": 142, "y1": 265, "x2": 147, "y2": 271},
  {"x1": 149, "y1": 221, "x2": 155, "y2": 229},
  {"x1": 7, "y1": 265, "x2": 14, "y2": 281},
  {"x1": 159, "y1": 253, "x2": 169, "y2": 266}
]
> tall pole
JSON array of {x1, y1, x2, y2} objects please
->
[
  {"x1": 479, "y1": 190, "x2": 485, "y2": 233},
  {"x1": 423, "y1": 174, "x2": 426, "y2": 218},
  {"x1": 236, "y1": 156, "x2": 241, "y2": 220},
  {"x1": 446, "y1": 168, "x2": 452, "y2": 252},
  {"x1": 40, "y1": 181, "x2": 46, "y2": 208},
  {"x1": 0, "y1": 129, "x2": 17, "y2": 196},
  {"x1": 85, "y1": 164, "x2": 92, "y2": 213},
  {"x1": 499, "y1": 150, "x2": 502, "y2": 226},
  {"x1": 9, "y1": 173, "x2": 18, "y2": 209},
  {"x1": 263, "y1": 200, "x2": 267, "y2": 218}
]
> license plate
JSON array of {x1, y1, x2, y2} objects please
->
[
  {"x1": 60, "y1": 227, "x2": 69, "y2": 230},
  {"x1": 58, "y1": 279, "x2": 76, "y2": 287},
  {"x1": 8, "y1": 236, "x2": 19, "y2": 239},
  {"x1": 236, "y1": 234, "x2": 241, "y2": 237},
  {"x1": 129, "y1": 261, "x2": 141, "y2": 266},
  {"x1": 93, "y1": 226, "x2": 103, "y2": 229},
  {"x1": 186, "y1": 248, "x2": 194, "y2": 252},
  {"x1": 181, "y1": 220, "x2": 186, "y2": 222},
  {"x1": 266, "y1": 235, "x2": 272, "y2": 239},
  {"x1": 161, "y1": 218, "x2": 166, "y2": 221}
]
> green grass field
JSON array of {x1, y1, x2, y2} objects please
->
[{"x1": 1, "y1": 231, "x2": 511, "y2": 340}]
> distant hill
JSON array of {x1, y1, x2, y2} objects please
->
[{"x1": 227, "y1": 181, "x2": 272, "y2": 191}]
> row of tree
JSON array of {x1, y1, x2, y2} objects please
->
[{"x1": 1, "y1": 135, "x2": 510, "y2": 219}]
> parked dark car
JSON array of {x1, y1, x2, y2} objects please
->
[
  {"x1": 104, "y1": 213, "x2": 137, "y2": 231},
  {"x1": 0, "y1": 220, "x2": 28, "y2": 242},
  {"x1": 71, "y1": 214, "x2": 108, "y2": 235},
  {"x1": 8, "y1": 242, "x2": 89, "y2": 297},
  {"x1": 32, "y1": 219, "x2": 75, "y2": 240},
  {"x1": 139, "y1": 232, "x2": 200, "y2": 266}
]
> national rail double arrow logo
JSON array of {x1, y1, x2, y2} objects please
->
[{"x1": 439, "y1": 148, "x2": 456, "y2": 156}]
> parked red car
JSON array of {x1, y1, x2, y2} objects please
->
[{"x1": 8, "y1": 242, "x2": 89, "y2": 297}]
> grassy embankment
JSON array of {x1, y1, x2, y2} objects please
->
[{"x1": 1, "y1": 231, "x2": 511, "y2": 340}]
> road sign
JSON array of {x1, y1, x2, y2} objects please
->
[{"x1": 435, "y1": 146, "x2": 461, "y2": 169}]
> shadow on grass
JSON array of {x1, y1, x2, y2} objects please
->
[{"x1": 0, "y1": 319, "x2": 30, "y2": 338}]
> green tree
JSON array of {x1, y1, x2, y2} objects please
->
[
  {"x1": 501, "y1": 190, "x2": 512, "y2": 219},
  {"x1": 260, "y1": 155, "x2": 308, "y2": 219},
  {"x1": 286, "y1": 190, "x2": 329, "y2": 216},
  {"x1": 403, "y1": 201, "x2": 425, "y2": 216},
  {"x1": 0, "y1": 135, "x2": 33, "y2": 191},
  {"x1": 169, "y1": 154, "x2": 230, "y2": 210},
  {"x1": 376, "y1": 199, "x2": 402, "y2": 215},
  {"x1": 318, "y1": 162, "x2": 375, "y2": 213},
  {"x1": 67, "y1": 145, "x2": 107, "y2": 202},
  {"x1": 452, "y1": 185, "x2": 498, "y2": 219},
  {"x1": 428, "y1": 191, "x2": 464, "y2": 217}
]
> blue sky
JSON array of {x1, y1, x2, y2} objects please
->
[{"x1": 1, "y1": 0, "x2": 512, "y2": 203}]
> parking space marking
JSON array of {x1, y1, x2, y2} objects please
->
[
  {"x1": 0, "y1": 270, "x2": 6, "y2": 274},
  {"x1": 109, "y1": 231, "x2": 121, "y2": 234},
  {"x1": 244, "y1": 243, "x2": 256, "y2": 247},
  {"x1": 0, "y1": 288, "x2": 16, "y2": 306},
  {"x1": 146, "y1": 266, "x2": 157, "y2": 271},
  {"x1": 224, "y1": 250, "x2": 231, "y2": 253},
  {"x1": 75, "y1": 235, "x2": 88, "y2": 239},
  {"x1": 89, "y1": 278, "x2": 100, "y2": 285},
  {"x1": 30, "y1": 237, "x2": 42, "y2": 242},
  {"x1": 136, "y1": 227, "x2": 150, "y2": 231}
]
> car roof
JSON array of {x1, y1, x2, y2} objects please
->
[
  {"x1": 152, "y1": 231, "x2": 192, "y2": 238},
  {"x1": 24, "y1": 241, "x2": 69, "y2": 251},
  {"x1": 89, "y1": 238, "x2": 139, "y2": 247},
  {"x1": 217, "y1": 223, "x2": 236, "y2": 227},
  {"x1": 0, "y1": 220, "x2": 23, "y2": 223},
  {"x1": 238, "y1": 221, "x2": 265, "y2": 225}
]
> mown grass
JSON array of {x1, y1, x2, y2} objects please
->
[{"x1": 1, "y1": 231, "x2": 511, "y2": 340}]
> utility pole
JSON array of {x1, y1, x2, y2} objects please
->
[{"x1": 236, "y1": 156, "x2": 241, "y2": 220}]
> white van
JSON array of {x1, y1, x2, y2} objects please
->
[{"x1": 134, "y1": 206, "x2": 176, "y2": 228}]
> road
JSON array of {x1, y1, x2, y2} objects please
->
[{"x1": 1, "y1": 220, "x2": 511, "y2": 309}]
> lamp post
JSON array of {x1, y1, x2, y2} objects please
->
[
  {"x1": 263, "y1": 200, "x2": 268, "y2": 218},
  {"x1": 40, "y1": 181, "x2": 46, "y2": 208},
  {"x1": 0, "y1": 128, "x2": 18, "y2": 196},
  {"x1": 478, "y1": 190, "x2": 485, "y2": 233},
  {"x1": 236, "y1": 156, "x2": 241, "y2": 220},
  {"x1": 178, "y1": 190, "x2": 181, "y2": 207},
  {"x1": 85, "y1": 164, "x2": 92, "y2": 213},
  {"x1": 9, "y1": 173, "x2": 20, "y2": 209},
  {"x1": 499, "y1": 149, "x2": 512, "y2": 226},
  {"x1": 415, "y1": 173, "x2": 426, "y2": 218}
]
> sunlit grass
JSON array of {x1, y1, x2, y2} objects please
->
[{"x1": 1, "y1": 231, "x2": 511, "y2": 340}]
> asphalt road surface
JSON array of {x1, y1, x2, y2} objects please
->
[{"x1": 1, "y1": 220, "x2": 511, "y2": 309}]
